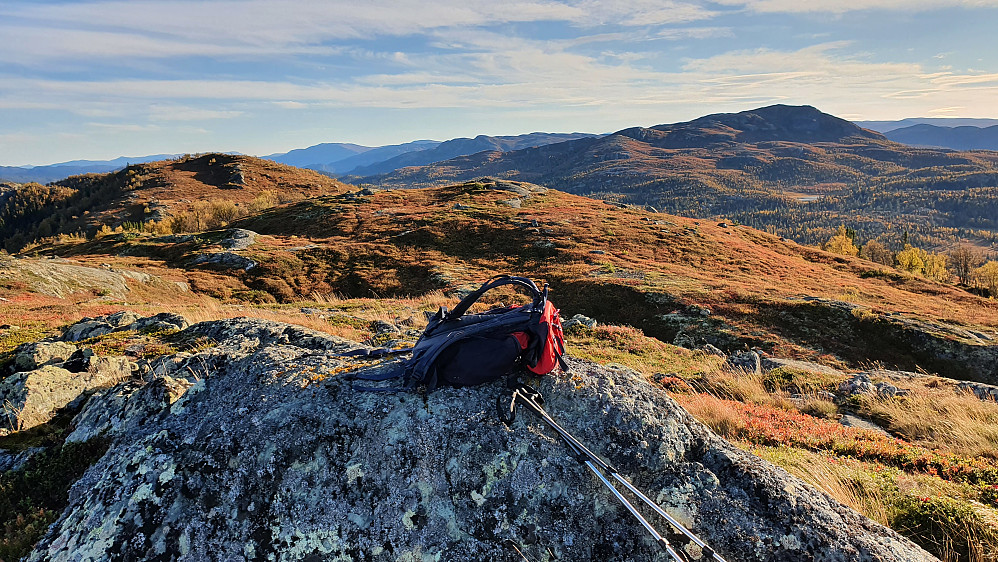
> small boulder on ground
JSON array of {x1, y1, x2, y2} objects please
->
[
  {"x1": 839, "y1": 374, "x2": 876, "y2": 395},
  {"x1": 190, "y1": 252, "x2": 257, "y2": 271},
  {"x1": 218, "y1": 229, "x2": 258, "y2": 251},
  {"x1": 562, "y1": 314, "x2": 597, "y2": 331},
  {"x1": 126, "y1": 312, "x2": 189, "y2": 332},
  {"x1": 838, "y1": 374, "x2": 910, "y2": 398},
  {"x1": 728, "y1": 350, "x2": 762, "y2": 375}
]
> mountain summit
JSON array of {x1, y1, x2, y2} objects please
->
[{"x1": 651, "y1": 104, "x2": 884, "y2": 144}]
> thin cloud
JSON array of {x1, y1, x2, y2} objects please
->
[
  {"x1": 148, "y1": 106, "x2": 244, "y2": 121},
  {"x1": 718, "y1": 0, "x2": 998, "y2": 13},
  {"x1": 657, "y1": 27, "x2": 735, "y2": 40},
  {"x1": 0, "y1": 0, "x2": 717, "y2": 64}
]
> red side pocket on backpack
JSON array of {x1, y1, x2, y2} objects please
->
[{"x1": 526, "y1": 301, "x2": 568, "y2": 375}]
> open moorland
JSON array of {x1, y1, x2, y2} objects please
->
[{"x1": 2, "y1": 155, "x2": 998, "y2": 560}]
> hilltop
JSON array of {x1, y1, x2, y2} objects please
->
[
  {"x1": 362, "y1": 105, "x2": 998, "y2": 250},
  {"x1": 9, "y1": 173, "x2": 997, "y2": 380},
  {"x1": 0, "y1": 153, "x2": 350, "y2": 252}
]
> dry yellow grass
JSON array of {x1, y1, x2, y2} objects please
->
[{"x1": 859, "y1": 385, "x2": 998, "y2": 458}]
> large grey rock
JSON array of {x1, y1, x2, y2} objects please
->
[
  {"x1": 0, "y1": 357, "x2": 132, "y2": 432},
  {"x1": 27, "y1": 318, "x2": 932, "y2": 562},
  {"x1": 218, "y1": 228, "x2": 258, "y2": 251},
  {"x1": 0, "y1": 258, "x2": 138, "y2": 299},
  {"x1": 14, "y1": 340, "x2": 77, "y2": 371}
]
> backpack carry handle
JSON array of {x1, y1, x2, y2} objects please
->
[{"x1": 446, "y1": 275, "x2": 544, "y2": 321}]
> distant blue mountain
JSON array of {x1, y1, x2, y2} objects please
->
[
  {"x1": 0, "y1": 154, "x2": 180, "y2": 184},
  {"x1": 311, "y1": 140, "x2": 441, "y2": 174},
  {"x1": 261, "y1": 133, "x2": 598, "y2": 177},
  {"x1": 262, "y1": 143, "x2": 373, "y2": 169},
  {"x1": 883, "y1": 124, "x2": 998, "y2": 151},
  {"x1": 1, "y1": 132, "x2": 600, "y2": 185},
  {"x1": 857, "y1": 118, "x2": 998, "y2": 133},
  {"x1": 344, "y1": 133, "x2": 599, "y2": 177}
]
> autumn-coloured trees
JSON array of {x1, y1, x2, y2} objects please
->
[
  {"x1": 949, "y1": 245, "x2": 985, "y2": 285},
  {"x1": 860, "y1": 240, "x2": 893, "y2": 266},
  {"x1": 973, "y1": 261, "x2": 998, "y2": 296},
  {"x1": 823, "y1": 225, "x2": 859, "y2": 256}
]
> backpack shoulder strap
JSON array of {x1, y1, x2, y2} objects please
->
[{"x1": 446, "y1": 275, "x2": 543, "y2": 321}]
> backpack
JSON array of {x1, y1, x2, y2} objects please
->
[{"x1": 352, "y1": 275, "x2": 568, "y2": 391}]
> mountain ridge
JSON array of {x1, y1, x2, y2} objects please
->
[
  {"x1": 360, "y1": 104, "x2": 998, "y2": 250},
  {"x1": 885, "y1": 123, "x2": 998, "y2": 151}
]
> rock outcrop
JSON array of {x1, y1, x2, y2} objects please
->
[
  {"x1": 0, "y1": 256, "x2": 180, "y2": 299},
  {"x1": 61, "y1": 311, "x2": 189, "y2": 342},
  {"x1": 26, "y1": 318, "x2": 933, "y2": 561},
  {"x1": 0, "y1": 358, "x2": 131, "y2": 433},
  {"x1": 0, "y1": 312, "x2": 190, "y2": 434}
]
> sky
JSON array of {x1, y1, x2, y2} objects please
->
[{"x1": 2, "y1": 0, "x2": 998, "y2": 166}]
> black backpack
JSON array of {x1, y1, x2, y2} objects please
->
[{"x1": 351, "y1": 275, "x2": 568, "y2": 391}]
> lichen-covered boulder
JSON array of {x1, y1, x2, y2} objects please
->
[
  {"x1": 0, "y1": 357, "x2": 132, "y2": 433},
  {"x1": 14, "y1": 340, "x2": 77, "y2": 371},
  {"x1": 63, "y1": 311, "x2": 187, "y2": 342},
  {"x1": 126, "y1": 312, "x2": 189, "y2": 333},
  {"x1": 28, "y1": 318, "x2": 934, "y2": 562},
  {"x1": 66, "y1": 376, "x2": 193, "y2": 443}
]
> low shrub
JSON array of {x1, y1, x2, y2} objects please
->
[{"x1": 0, "y1": 439, "x2": 110, "y2": 562}]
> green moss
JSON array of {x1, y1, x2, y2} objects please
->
[
  {"x1": 0, "y1": 438, "x2": 110, "y2": 562},
  {"x1": 0, "y1": 326, "x2": 56, "y2": 358},
  {"x1": 77, "y1": 328, "x2": 180, "y2": 359},
  {"x1": 762, "y1": 367, "x2": 842, "y2": 393}
]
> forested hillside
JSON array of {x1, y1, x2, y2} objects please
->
[{"x1": 364, "y1": 105, "x2": 998, "y2": 251}]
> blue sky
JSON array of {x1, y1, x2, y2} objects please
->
[{"x1": 2, "y1": 0, "x2": 997, "y2": 166}]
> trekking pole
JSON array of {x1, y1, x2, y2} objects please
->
[{"x1": 498, "y1": 383, "x2": 727, "y2": 562}]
